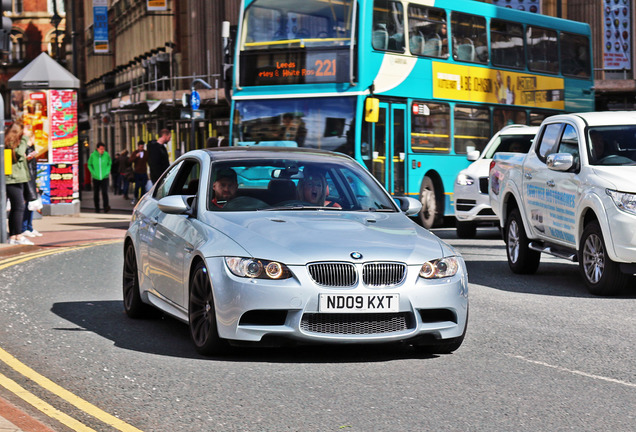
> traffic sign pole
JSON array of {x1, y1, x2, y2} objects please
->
[{"x1": 189, "y1": 79, "x2": 211, "y2": 150}]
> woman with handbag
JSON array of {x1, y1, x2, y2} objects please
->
[
  {"x1": 22, "y1": 137, "x2": 42, "y2": 238},
  {"x1": 4, "y1": 122, "x2": 34, "y2": 245}
]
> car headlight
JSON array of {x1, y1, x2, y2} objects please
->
[
  {"x1": 419, "y1": 257, "x2": 460, "y2": 279},
  {"x1": 606, "y1": 189, "x2": 636, "y2": 216},
  {"x1": 456, "y1": 173, "x2": 474, "y2": 186},
  {"x1": 225, "y1": 257, "x2": 292, "y2": 279}
]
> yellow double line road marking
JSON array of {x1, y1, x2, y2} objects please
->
[{"x1": 0, "y1": 240, "x2": 142, "y2": 431}]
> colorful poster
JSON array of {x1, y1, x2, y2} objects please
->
[
  {"x1": 491, "y1": 0, "x2": 541, "y2": 13},
  {"x1": 603, "y1": 0, "x2": 631, "y2": 70},
  {"x1": 93, "y1": 0, "x2": 109, "y2": 54},
  {"x1": 18, "y1": 90, "x2": 50, "y2": 163},
  {"x1": 49, "y1": 163, "x2": 79, "y2": 203},
  {"x1": 50, "y1": 90, "x2": 78, "y2": 163},
  {"x1": 36, "y1": 163, "x2": 51, "y2": 205}
]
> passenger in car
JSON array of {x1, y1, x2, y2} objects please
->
[
  {"x1": 211, "y1": 168, "x2": 238, "y2": 208},
  {"x1": 297, "y1": 168, "x2": 341, "y2": 207}
]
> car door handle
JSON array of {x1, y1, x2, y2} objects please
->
[
  {"x1": 524, "y1": 172, "x2": 532, "y2": 179},
  {"x1": 546, "y1": 180, "x2": 555, "y2": 187}
]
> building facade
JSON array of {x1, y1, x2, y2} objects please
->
[
  {"x1": 3, "y1": 0, "x2": 635, "y2": 167},
  {"x1": 73, "y1": 0, "x2": 239, "y2": 167}
]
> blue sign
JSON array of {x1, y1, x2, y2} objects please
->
[
  {"x1": 190, "y1": 91, "x2": 201, "y2": 110},
  {"x1": 93, "y1": 0, "x2": 109, "y2": 53}
]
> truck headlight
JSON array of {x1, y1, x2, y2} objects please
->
[
  {"x1": 456, "y1": 174, "x2": 474, "y2": 186},
  {"x1": 606, "y1": 189, "x2": 636, "y2": 216},
  {"x1": 419, "y1": 257, "x2": 460, "y2": 279}
]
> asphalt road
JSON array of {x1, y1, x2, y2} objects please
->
[{"x1": 1, "y1": 227, "x2": 635, "y2": 431}]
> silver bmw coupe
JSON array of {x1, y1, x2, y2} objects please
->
[{"x1": 123, "y1": 147, "x2": 468, "y2": 355}]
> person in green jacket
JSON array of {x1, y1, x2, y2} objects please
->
[
  {"x1": 4, "y1": 123, "x2": 33, "y2": 245},
  {"x1": 87, "y1": 142, "x2": 112, "y2": 213}
]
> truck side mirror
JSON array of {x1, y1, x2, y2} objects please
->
[{"x1": 546, "y1": 153, "x2": 574, "y2": 172}]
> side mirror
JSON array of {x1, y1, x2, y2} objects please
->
[
  {"x1": 393, "y1": 196, "x2": 423, "y2": 216},
  {"x1": 546, "y1": 153, "x2": 574, "y2": 172},
  {"x1": 467, "y1": 150, "x2": 480, "y2": 161},
  {"x1": 157, "y1": 195, "x2": 190, "y2": 214},
  {"x1": 365, "y1": 97, "x2": 379, "y2": 123}
]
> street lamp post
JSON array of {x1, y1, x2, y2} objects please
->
[{"x1": 50, "y1": 1, "x2": 62, "y2": 61}]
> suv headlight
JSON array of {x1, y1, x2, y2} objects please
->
[
  {"x1": 419, "y1": 257, "x2": 460, "y2": 279},
  {"x1": 606, "y1": 189, "x2": 636, "y2": 216},
  {"x1": 456, "y1": 174, "x2": 474, "y2": 186},
  {"x1": 225, "y1": 257, "x2": 292, "y2": 279}
]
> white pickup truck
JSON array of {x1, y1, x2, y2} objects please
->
[{"x1": 489, "y1": 112, "x2": 636, "y2": 296}]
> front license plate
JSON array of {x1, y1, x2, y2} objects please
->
[{"x1": 319, "y1": 294, "x2": 400, "y2": 313}]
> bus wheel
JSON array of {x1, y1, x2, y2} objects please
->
[{"x1": 419, "y1": 176, "x2": 439, "y2": 229}]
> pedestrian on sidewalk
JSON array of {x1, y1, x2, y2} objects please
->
[
  {"x1": 87, "y1": 142, "x2": 112, "y2": 213},
  {"x1": 4, "y1": 122, "x2": 34, "y2": 245},
  {"x1": 130, "y1": 140, "x2": 149, "y2": 204},
  {"x1": 22, "y1": 136, "x2": 42, "y2": 238},
  {"x1": 147, "y1": 129, "x2": 171, "y2": 184},
  {"x1": 119, "y1": 149, "x2": 132, "y2": 200}
]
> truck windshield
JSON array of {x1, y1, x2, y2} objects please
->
[
  {"x1": 232, "y1": 97, "x2": 356, "y2": 155},
  {"x1": 588, "y1": 126, "x2": 636, "y2": 166}
]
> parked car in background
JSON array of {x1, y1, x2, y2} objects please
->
[
  {"x1": 454, "y1": 125, "x2": 538, "y2": 238},
  {"x1": 123, "y1": 147, "x2": 469, "y2": 355},
  {"x1": 489, "y1": 112, "x2": 636, "y2": 295}
]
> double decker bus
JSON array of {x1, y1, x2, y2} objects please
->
[{"x1": 229, "y1": 0, "x2": 594, "y2": 228}]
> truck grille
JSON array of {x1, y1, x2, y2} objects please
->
[
  {"x1": 300, "y1": 312, "x2": 412, "y2": 335},
  {"x1": 479, "y1": 177, "x2": 489, "y2": 194},
  {"x1": 308, "y1": 262, "x2": 406, "y2": 287}
]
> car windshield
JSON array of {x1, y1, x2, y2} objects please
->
[
  {"x1": 207, "y1": 158, "x2": 397, "y2": 212},
  {"x1": 588, "y1": 126, "x2": 636, "y2": 166}
]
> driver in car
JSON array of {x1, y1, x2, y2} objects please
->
[{"x1": 211, "y1": 168, "x2": 238, "y2": 208}]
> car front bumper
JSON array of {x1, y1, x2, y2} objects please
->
[{"x1": 206, "y1": 257, "x2": 469, "y2": 345}]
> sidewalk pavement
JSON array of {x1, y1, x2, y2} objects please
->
[
  {"x1": 1, "y1": 188, "x2": 136, "y2": 256},
  {"x1": 1, "y1": 188, "x2": 135, "y2": 432}
]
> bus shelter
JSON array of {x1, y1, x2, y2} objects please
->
[{"x1": 8, "y1": 52, "x2": 81, "y2": 215}]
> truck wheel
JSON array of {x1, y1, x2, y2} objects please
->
[
  {"x1": 456, "y1": 221, "x2": 476, "y2": 239},
  {"x1": 419, "y1": 176, "x2": 440, "y2": 229},
  {"x1": 578, "y1": 222, "x2": 628, "y2": 296},
  {"x1": 505, "y1": 209, "x2": 540, "y2": 274}
]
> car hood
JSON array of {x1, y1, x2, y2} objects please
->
[
  {"x1": 200, "y1": 211, "x2": 449, "y2": 265},
  {"x1": 591, "y1": 166, "x2": 636, "y2": 192}
]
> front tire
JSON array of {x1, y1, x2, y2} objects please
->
[
  {"x1": 189, "y1": 262, "x2": 229, "y2": 355},
  {"x1": 505, "y1": 209, "x2": 540, "y2": 274},
  {"x1": 419, "y1": 176, "x2": 441, "y2": 229},
  {"x1": 578, "y1": 222, "x2": 628, "y2": 296}
]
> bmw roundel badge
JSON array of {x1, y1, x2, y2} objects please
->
[{"x1": 350, "y1": 252, "x2": 363, "y2": 260}]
